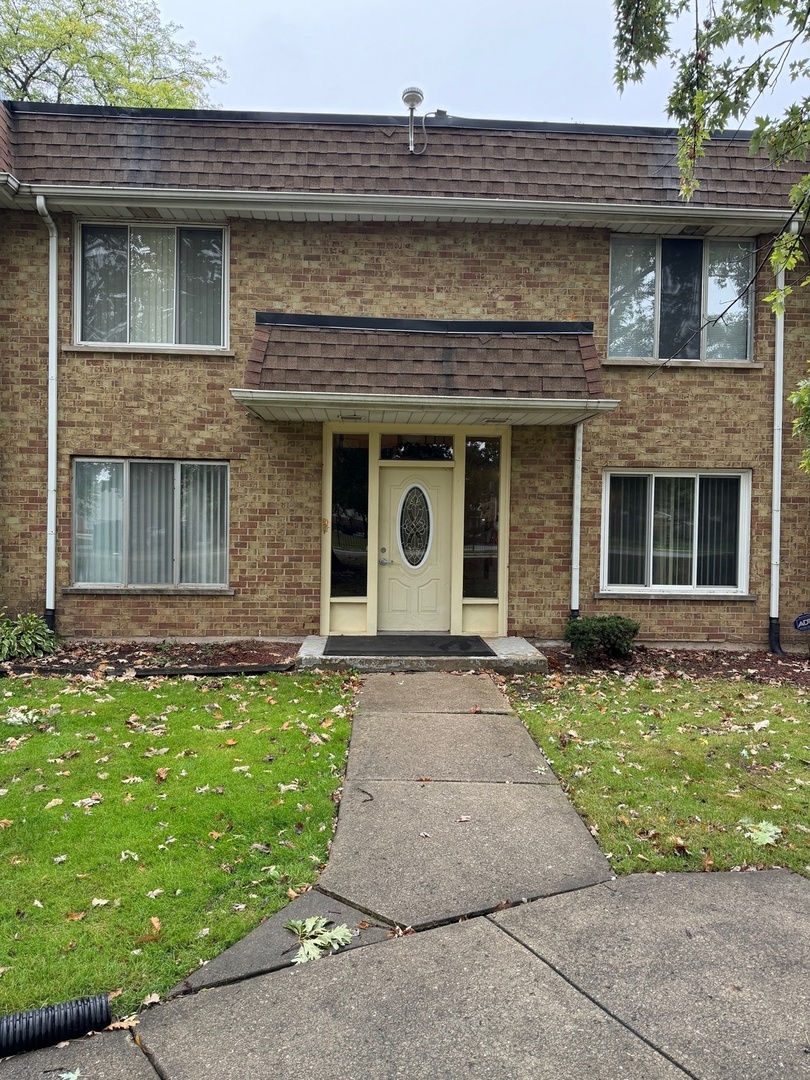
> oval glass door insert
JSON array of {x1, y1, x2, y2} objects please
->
[{"x1": 399, "y1": 485, "x2": 431, "y2": 567}]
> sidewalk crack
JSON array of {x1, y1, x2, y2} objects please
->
[{"x1": 488, "y1": 919, "x2": 702, "y2": 1080}]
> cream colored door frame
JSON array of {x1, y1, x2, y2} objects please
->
[{"x1": 321, "y1": 424, "x2": 510, "y2": 637}]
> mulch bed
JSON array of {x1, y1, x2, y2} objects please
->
[
  {"x1": 1, "y1": 639, "x2": 809, "y2": 690},
  {"x1": 0, "y1": 639, "x2": 300, "y2": 677},
  {"x1": 541, "y1": 645, "x2": 810, "y2": 691}
]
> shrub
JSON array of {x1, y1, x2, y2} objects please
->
[
  {"x1": 0, "y1": 611, "x2": 60, "y2": 661},
  {"x1": 565, "y1": 615, "x2": 640, "y2": 662}
]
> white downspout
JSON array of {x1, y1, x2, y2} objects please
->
[
  {"x1": 36, "y1": 196, "x2": 58, "y2": 631},
  {"x1": 769, "y1": 264, "x2": 785, "y2": 653},
  {"x1": 570, "y1": 421, "x2": 584, "y2": 618}
]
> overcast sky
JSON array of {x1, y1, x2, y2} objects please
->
[{"x1": 157, "y1": 0, "x2": 792, "y2": 128}]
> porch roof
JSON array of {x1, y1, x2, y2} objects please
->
[{"x1": 231, "y1": 314, "x2": 619, "y2": 426}]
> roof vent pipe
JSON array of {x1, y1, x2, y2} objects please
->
[{"x1": 402, "y1": 86, "x2": 425, "y2": 154}]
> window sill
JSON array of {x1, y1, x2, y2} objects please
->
[
  {"x1": 594, "y1": 591, "x2": 757, "y2": 601},
  {"x1": 603, "y1": 358, "x2": 764, "y2": 370},
  {"x1": 64, "y1": 345, "x2": 235, "y2": 358},
  {"x1": 63, "y1": 587, "x2": 235, "y2": 596}
]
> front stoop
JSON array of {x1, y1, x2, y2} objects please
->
[{"x1": 295, "y1": 636, "x2": 548, "y2": 674}]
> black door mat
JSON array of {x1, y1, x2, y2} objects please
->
[{"x1": 323, "y1": 635, "x2": 495, "y2": 657}]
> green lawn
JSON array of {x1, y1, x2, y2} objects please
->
[
  {"x1": 508, "y1": 669, "x2": 810, "y2": 877},
  {"x1": 0, "y1": 671, "x2": 354, "y2": 1018}
]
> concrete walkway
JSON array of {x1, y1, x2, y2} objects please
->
[{"x1": 4, "y1": 673, "x2": 809, "y2": 1079}]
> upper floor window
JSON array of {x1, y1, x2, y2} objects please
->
[
  {"x1": 608, "y1": 237, "x2": 753, "y2": 361},
  {"x1": 79, "y1": 224, "x2": 225, "y2": 347}
]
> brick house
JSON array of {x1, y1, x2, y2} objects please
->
[{"x1": 1, "y1": 99, "x2": 808, "y2": 648}]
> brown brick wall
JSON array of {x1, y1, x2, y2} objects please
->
[
  {"x1": 778, "y1": 274, "x2": 810, "y2": 650},
  {"x1": 0, "y1": 212, "x2": 50, "y2": 613},
  {"x1": 508, "y1": 426, "x2": 575, "y2": 639},
  {"x1": 1, "y1": 213, "x2": 807, "y2": 646}
]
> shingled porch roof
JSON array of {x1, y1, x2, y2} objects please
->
[{"x1": 230, "y1": 315, "x2": 619, "y2": 426}]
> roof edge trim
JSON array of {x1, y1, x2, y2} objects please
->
[
  {"x1": 4, "y1": 99, "x2": 755, "y2": 139},
  {"x1": 255, "y1": 313, "x2": 594, "y2": 335}
]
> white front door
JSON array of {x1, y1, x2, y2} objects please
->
[{"x1": 377, "y1": 466, "x2": 452, "y2": 632}]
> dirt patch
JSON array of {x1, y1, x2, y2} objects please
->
[
  {"x1": 1, "y1": 638, "x2": 300, "y2": 677},
  {"x1": 542, "y1": 645, "x2": 810, "y2": 691},
  {"x1": 2, "y1": 638, "x2": 810, "y2": 689}
]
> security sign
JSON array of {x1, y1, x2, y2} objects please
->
[{"x1": 794, "y1": 613, "x2": 810, "y2": 632}]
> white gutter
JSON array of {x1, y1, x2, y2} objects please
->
[
  {"x1": 769, "y1": 264, "x2": 786, "y2": 653},
  {"x1": 17, "y1": 184, "x2": 790, "y2": 232},
  {"x1": 570, "y1": 422, "x2": 584, "y2": 617},
  {"x1": 36, "y1": 196, "x2": 58, "y2": 630}
]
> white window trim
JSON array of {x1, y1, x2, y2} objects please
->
[
  {"x1": 73, "y1": 222, "x2": 230, "y2": 350},
  {"x1": 607, "y1": 236, "x2": 754, "y2": 363},
  {"x1": 72, "y1": 457, "x2": 230, "y2": 589},
  {"x1": 599, "y1": 468, "x2": 751, "y2": 595}
]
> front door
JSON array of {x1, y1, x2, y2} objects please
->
[{"x1": 377, "y1": 466, "x2": 452, "y2": 632}]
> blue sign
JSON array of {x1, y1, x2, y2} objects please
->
[{"x1": 793, "y1": 613, "x2": 810, "y2": 632}]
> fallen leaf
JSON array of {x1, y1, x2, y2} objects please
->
[
  {"x1": 150, "y1": 916, "x2": 161, "y2": 933},
  {"x1": 106, "y1": 1015, "x2": 139, "y2": 1031},
  {"x1": 154, "y1": 767, "x2": 170, "y2": 782},
  {"x1": 141, "y1": 993, "x2": 160, "y2": 1007},
  {"x1": 53, "y1": 854, "x2": 68, "y2": 864},
  {"x1": 197, "y1": 927, "x2": 210, "y2": 938},
  {"x1": 208, "y1": 831, "x2": 223, "y2": 840},
  {"x1": 147, "y1": 888, "x2": 164, "y2": 899},
  {"x1": 457, "y1": 815, "x2": 471, "y2": 822},
  {"x1": 108, "y1": 988, "x2": 124, "y2": 1000},
  {"x1": 66, "y1": 911, "x2": 87, "y2": 921},
  {"x1": 223, "y1": 738, "x2": 238, "y2": 746},
  {"x1": 0, "y1": 820, "x2": 14, "y2": 828},
  {"x1": 91, "y1": 898, "x2": 109, "y2": 907},
  {"x1": 44, "y1": 798, "x2": 64, "y2": 810},
  {"x1": 33, "y1": 899, "x2": 44, "y2": 908}
]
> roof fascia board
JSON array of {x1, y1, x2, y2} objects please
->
[
  {"x1": 0, "y1": 172, "x2": 20, "y2": 207},
  {"x1": 15, "y1": 184, "x2": 789, "y2": 230},
  {"x1": 230, "y1": 388, "x2": 620, "y2": 413}
]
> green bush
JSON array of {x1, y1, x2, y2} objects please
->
[
  {"x1": 564, "y1": 615, "x2": 640, "y2": 662},
  {"x1": 0, "y1": 611, "x2": 60, "y2": 661}
]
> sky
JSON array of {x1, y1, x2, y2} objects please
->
[{"x1": 156, "y1": 0, "x2": 794, "y2": 128}]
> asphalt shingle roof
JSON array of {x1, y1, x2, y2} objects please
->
[
  {"x1": 2, "y1": 103, "x2": 799, "y2": 209},
  {"x1": 245, "y1": 320, "x2": 605, "y2": 399}
]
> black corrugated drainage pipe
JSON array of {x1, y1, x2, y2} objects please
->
[
  {"x1": 768, "y1": 617, "x2": 785, "y2": 656},
  {"x1": 0, "y1": 994, "x2": 111, "y2": 1056}
]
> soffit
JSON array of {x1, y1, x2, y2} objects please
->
[{"x1": 12, "y1": 186, "x2": 789, "y2": 235}]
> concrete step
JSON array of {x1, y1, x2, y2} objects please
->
[{"x1": 296, "y1": 635, "x2": 548, "y2": 674}]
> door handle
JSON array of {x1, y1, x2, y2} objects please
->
[{"x1": 378, "y1": 558, "x2": 394, "y2": 565}]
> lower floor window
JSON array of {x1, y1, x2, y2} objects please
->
[
  {"x1": 73, "y1": 459, "x2": 229, "y2": 586},
  {"x1": 604, "y1": 471, "x2": 749, "y2": 592}
]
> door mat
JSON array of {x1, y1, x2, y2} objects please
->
[{"x1": 323, "y1": 635, "x2": 495, "y2": 657}]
